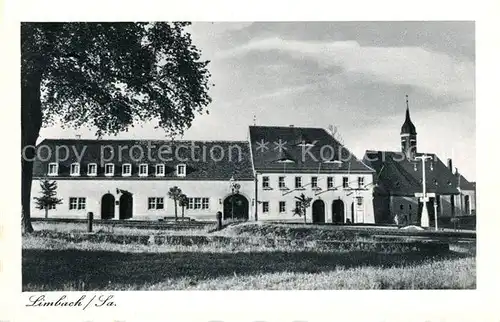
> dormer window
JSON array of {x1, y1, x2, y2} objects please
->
[
  {"x1": 48, "y1": 163, "x2": 58, "y2": 176},
  {"x1": 296, "y1": 134, "x2": 315, "y2": 147},
  {"x1": 70, "y1": 163, "x2": 80, "y2": 176},
  {"x1": 177, "y1": 164, "x2": 186, "y2": 177},
  {"x1": 105, "y1": 163, "x2": 115, "y2": 176},
  {"x1": 324, "y1": 159, "x2": 342, "y2": 165},
  {"x1": 156, "y1": 164, "x2": 165, "y2": 176},
  {"x1": 87, "y1": 163, "x2": 97, "y2": 176},
  {"x1": 139, "y1": 164, "x2": 148, "y2": 176},
  {"x1": 122, "y1": 164, "x2": 132, "y2": 176}
]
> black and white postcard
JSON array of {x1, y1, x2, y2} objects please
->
[{"x1": 1, "y1": 0, "x2": 498, "y2": 321}]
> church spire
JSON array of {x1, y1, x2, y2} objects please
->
[
  {"x1": 401, "y1": 94, "x2": 417, "y2": 135},
  {"x1": 400, "y1": 94, "x2": 417, "y2": 159}
]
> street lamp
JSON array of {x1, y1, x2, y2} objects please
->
[
  {"x1": 414, "y1": 155, "x2": 438, "y2": 229},
  {"x1": 229, "y1": 175, "x2": 240, "y2": 220}
]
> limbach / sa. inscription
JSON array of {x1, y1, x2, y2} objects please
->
[{"x1": 26, "y1": 295, "x2": 116, "y2": 310}]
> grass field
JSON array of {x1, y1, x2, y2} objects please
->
[
  {"x1": 22, "y1": 221, "x2": 476, "y2": 290},
  {"x1": 31, "y1": 221, "x2": 215, "y2": 235}
]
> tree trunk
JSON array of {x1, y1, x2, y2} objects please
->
[
  {"x1": 21, "y1": 71, "x2": 43, "y2": 234},
  {"x1": 44, "y1": 206, "x2": 48, "y2": 219},
  {"x1": 174, "y1": 200, "x2": 178, "y2": 221},
  {"x1": 181, "y1": 206, "x2": 184, "y2": 220},
  {"x1": 304, "y1": 209, "x2": 307, "y2": 224}
]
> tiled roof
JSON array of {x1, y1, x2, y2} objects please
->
[
  {"x1": 363, "y1": 150, "x2": 459, "y2": 196},
  {"x1": 457, "y1": 173, "x2": 475, "y2": 191},
  {"x1": 32, "y1": 139, "x2": 254, "y2": 180},
  {"x1": 249, "y1": 126, "x2": 374, "y2": 173}
]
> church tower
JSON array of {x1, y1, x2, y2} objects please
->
[{"x1": 400, "y1": 95, "x2": 417, "y2": 160}]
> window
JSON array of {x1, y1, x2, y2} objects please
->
[
  {"x1": 262, "y1": 201, "x2": 269, "y2": 213},
  {"x1": 148, "y1": 197, "x2": 164, "y2": 210},
  {"x1": 78, "y1": 198, "x2": 86, "y2": 209},
  {"x1": 279, "y1": 201, "x2": 286, "y2": 213},
  {"x1": 47, "y1": 204, "x2": 56, "y2": 210},
  {"x1": 311, "y1": 176, "x2": 318, "y2": 188},
  {"x1": 70, "y1": 163, "x2": 80, "y2": 176},
  {"x1": 400, "y1": 204, "x2": 404, "y2": 210},
  {"x1": 358, "y1": 177, "x2": 364, "y2": 188},
  {"x1": 177, "y1": 164, "x2": 186, "y2": 177},
  {"x1": 105, "y1": 163, "x2": 115, "y2": 176},
  {"x1": 327, "y1": 177, "x2": 334, "y2": 189},
  {"x1": 357, "y1": 197, "x2": 363, "y2": 206},
  {"x1": 202, "y1": 198, "x2": 209, "y2": 209},
  {"x1": 295, "y1": 200, "x2": 301, "y2": 211},
  {"x1": 342, "y1": 177, "x2": 349, "y2": 188},
  {"x1": 295, "y1": 176, "x2": 302, "y2": 188},
  {"x1": 156, "y1": 164, "x2": 165, "y2": 176},
  {"x1": 186, "y1": 197, "x2": 210, "y2": 210},
  {"x1": 278, "y1": 176, "x2": 286, "y2": 188},
  {"x1": 48, "y1": 163, "x2": 58, "y2": 176},
  {"x1": 409, "y1": 204, "x2": 412, "y2": 210},
  {"x1": 262, "y1": 176, "x2": 270, "y2": 188},
  {"x1": 87, "y1": 163, "x2": 97, "y2": 176},
  {"x1": 122, "y1": 164, "x2": 131, "y2": 176},
  {"x1": 194, "y1": 197, "x2": 202, "y2": 209},
  {"x1": 139, "y1": 164, "x2": 148, "y2": 176},
  {"x1": 69, "y1": 197, "x2": 86, "y2": 210},
  {"x1": 69, "y1": 197, "x2": 77, "y2": 210}
]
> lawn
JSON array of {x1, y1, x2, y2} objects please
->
[
  {"x1": 22, "y1": 221, "x2": 476, "y2": 290},
  {"x1": 31, "y1": 221, "x2": 215, "y2": 236}
]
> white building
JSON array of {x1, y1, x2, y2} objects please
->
[
  {"x1": 31, "y1": 126, "x2": 377, "y2": 223},
  {"x1": 249, "y1": 126, "x2": 376, "y2": 223},
  {"x1": 31, "y1": 139, "x2": 255, "y2": 221}
]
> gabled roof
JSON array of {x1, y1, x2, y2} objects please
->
[
  {"x1": 32, "y1": 139, "x2": 254, "y2": 180},
  {"x1": 363, "y1": 150, "x2": 459, "y2": 196},
  {"x1": 456, "y1": 173, "x2": 475, "y2": 191},
  {"x1": 249, "y1": 126, "x2": 374, "y2": 173}
]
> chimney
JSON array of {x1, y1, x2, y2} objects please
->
[{"x1": 447, "y1": 158, "x2": 453, "y2": 171}]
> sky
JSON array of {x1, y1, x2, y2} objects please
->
[{"x1": 39, "y1": 21, "x2": 476, "y2": 180}]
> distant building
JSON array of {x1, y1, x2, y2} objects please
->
[
  {"x1": 249, "y1": 126, "x2": 375, "y2": 223},
  {"x1": 363, "y1": 97, "x2": 476, "y2": 225},
  {"x1": 455, "y1": 172, "x2": 476, "y2": 216}
]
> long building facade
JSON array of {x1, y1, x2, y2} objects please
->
[
  {"x1": 31, "y1": 140, "x2": 255, "y2": 221},
  {"x1": 30, "y1": 125, "x2": 377, "y2": 223}
]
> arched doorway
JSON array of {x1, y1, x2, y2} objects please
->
[
  {"x1": 223, "y1": 194, "x2": 249, "y2": 220},
  {"x1": 332, "y1": 199, "x2": 345, "y2": 224},
  {"x1": 312, "y1": 200, "x2": 325, "y2": 223},
  {"x1": 119, "y1": 193, "x2": 133, "y2": 220},
  {"x1": 101, "y1": 193, "x2": 115, "y2": 219}
]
